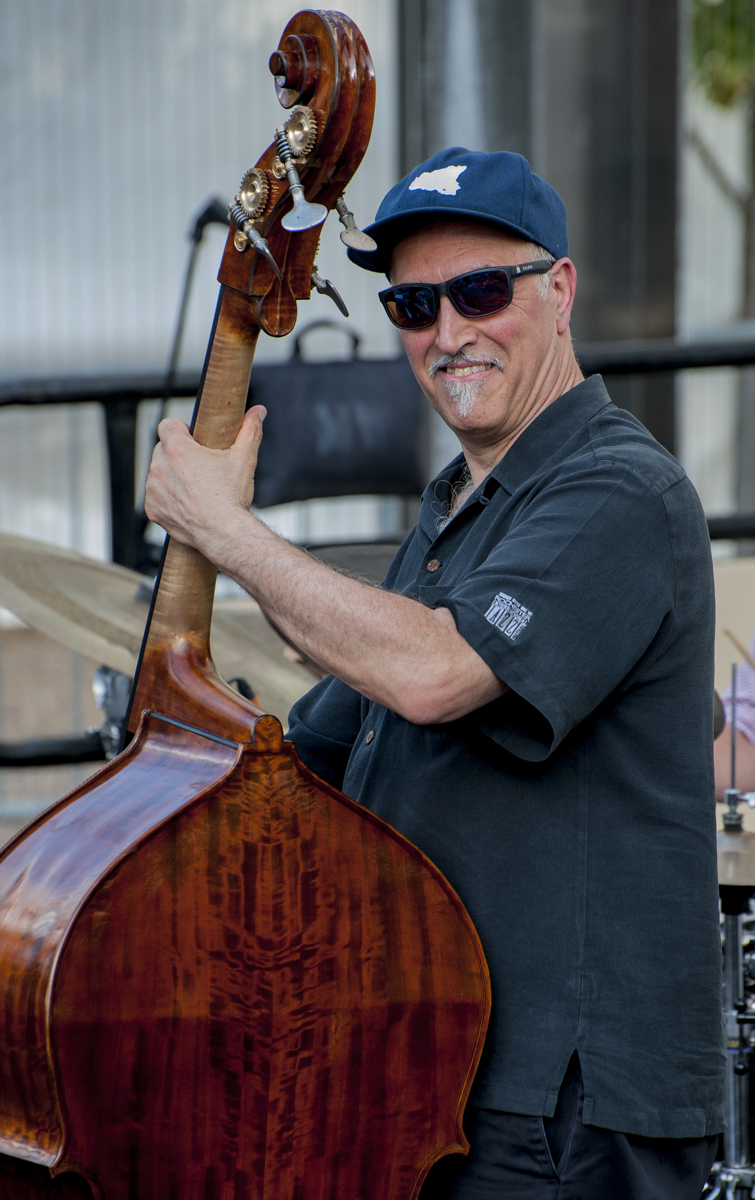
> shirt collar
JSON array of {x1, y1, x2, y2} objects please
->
[{"x1": 488, "y1": 375, "x2": 612, "y2": 495}]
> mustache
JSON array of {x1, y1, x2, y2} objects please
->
[{"x1": 427, "y1": 350, "x2": 506, "y2": 379}]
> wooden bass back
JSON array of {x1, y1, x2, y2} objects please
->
[
  {"x1": 0, "y1": 12, "x2": 490, "y2": 1198},
  {"x1": 0, "y1": 713, "x2": 488, "y2": 1199}
]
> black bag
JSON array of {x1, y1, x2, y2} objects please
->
[{"x1": 247, "y1": 322, "x2": 428, "y2": 509}]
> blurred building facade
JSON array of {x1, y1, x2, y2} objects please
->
[
  {"x1": 0, "y1": 0, "x2": 400, "y2": 558},
  {"x1": 400, "y1": 0, "x2": 679, "y2": 450},
  {"x1": 4, "y1": 0, "x2": 755, "y2": 813},
  {"x1": 1, "y1": 0, "x2": 753, "y2": 551}
]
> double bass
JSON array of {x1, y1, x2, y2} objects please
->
[{"x1": 0, "y1": 13, "x2": 490, "y2": 1198}]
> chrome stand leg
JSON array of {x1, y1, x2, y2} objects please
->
[{"x1": 712, "y1": 889, "x2": 755, "y2": 1198}]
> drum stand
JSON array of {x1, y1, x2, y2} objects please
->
[
  {"x1": 708, "y1": 667, "x2": 755, "y2": 1199},
  {"x1": 708, "y1": 870, "x2": 755, "y2": 1198}
]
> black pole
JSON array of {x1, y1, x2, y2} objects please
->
[{"x1": 156, "y1": 196, "x2": 230, "y2": 428}]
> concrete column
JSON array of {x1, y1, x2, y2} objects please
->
[
  {"x1": 398, "y1": 0, "x2": 534, "y2": 171},
  {"x1": 398, "y1": 0, "x2": 680, "y2": 452}
]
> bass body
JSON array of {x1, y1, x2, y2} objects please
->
[{"x1": 0, "y1": 12, "x2": 490, "y2": 1198}]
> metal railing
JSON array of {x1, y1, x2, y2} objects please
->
[{"x1": 3, "y1": 334, "x2": 755, "y2": 549}]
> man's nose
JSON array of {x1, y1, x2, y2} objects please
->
[{"x1": 434, "y1": 294, "x2": 476, "y2": 355}]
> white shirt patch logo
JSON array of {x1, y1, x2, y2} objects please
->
[
  {"x1": 485, "y1": 592, "x2": 533, "y2": 641},
  {"x1": 408, "y1": 164, "x2": 467, "y2": 196}
]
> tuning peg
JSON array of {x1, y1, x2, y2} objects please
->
[
  {"x1": 275, "y1": 126, "x2": 328, "y2": 233},
  {"x1": 228, "y1": 201, "x2": 283, "y2": 281},
  {"x1": 335, "y1": 195, "x2": 377, "y2": 252},
  {"x1": 312, "y1": 267, "x2": 349, "y2": 317}
]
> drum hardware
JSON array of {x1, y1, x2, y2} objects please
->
[
  {"x1": 0, "y1": 665, "x2": 130, "y2": 769},
  {"x1": 0, "y1": 635, "x2": 265, "y2": 773},
  {"x1": 707, "y1": 883, "x2": 755, "y2": 1199},
  {"x1": 335, "y1": 194, "x2": 377, "y2": 252},
  {"x1": 92, "y1": 664, "x2": 133, "y2": 759},
  {"x1": 709, "y1": 666, "x2": 755, "y2": 1198},
  {"x1": 226, "y1": 676, "x2": 259, "y2": 704},
  {"x1": 0, "y1": 533, "x2": 318, "y2": 725},
  {"x1": 0, "y1": 730, "x2": 106, "y2": 769},
  {"x1": 717, "y1": 665, "x2": 755, "y2": 889}
]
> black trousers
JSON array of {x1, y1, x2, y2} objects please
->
[{"x1": 419, "y1": 1056, "x2": 718, "y2": 1200}]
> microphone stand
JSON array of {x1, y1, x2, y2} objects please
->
[
  {"x1": 135, "y1": 197, "x2": 230, "y2": 570},
  {"x1": 157, "y1": 196, "x2": 230, "y2": 428}
]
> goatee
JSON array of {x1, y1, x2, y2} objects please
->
[
  {"x1": 442, "y1": 375, "x2": 487, "y2": 418},
  {"x1": 428, "y1": 351, "x2": 506, "y2": 418}
]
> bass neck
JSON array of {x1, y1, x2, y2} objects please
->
[{"x1": 124, "y1": 285, "x2": 263, "y2": 745}]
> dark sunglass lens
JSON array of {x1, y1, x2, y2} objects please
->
[
  {"x1": 450, "y1": 271, "x2": 511, "y2": 317},
  {"x1": 385, "y1": 286, "x2": 436, "y2": 329}
]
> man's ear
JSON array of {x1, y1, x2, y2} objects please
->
[{"x1": 551, "y1": 258, "x2": 577, "y2": 336}]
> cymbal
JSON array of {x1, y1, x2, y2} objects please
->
[
  {"x1": 0, "y1": 533, "x2": 317, "y2": 725},
  {"x1": 718, "y1": 828, "x2": 755, "y2": 887}
]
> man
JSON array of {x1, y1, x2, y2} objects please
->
[{"x1": 146, "y1": 149, "x2": 724, "y2": 1198}]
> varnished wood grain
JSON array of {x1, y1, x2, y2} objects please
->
[
  {"x1": 217, "y1": 11, "x2": 375, "y2": 336},
  {"x1": 191, "y1": 288, "x2": 260, "y2": 449},
  {"x1": 0, "y1": 13, "x2": 491, "y2": 1199},
  {"x1": 0, "y1": 1156, "x2": 93, "y2": 1199},
  {"x1": 126, "y1": 285, "x2": 262, "y2": 738},
  {"x1": 0, "y1": 716, "x2": 239, "y2": 1167},
  {"x1": 126, "y1": 11, "x2": 375, "y2": 740},
  {"x1": 0, "y1": 716, "x2": 489, "y2": 1199}
]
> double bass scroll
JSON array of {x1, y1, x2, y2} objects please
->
[{"x1": 0, "y1": 13, "x2": 490, "y2": 1200}]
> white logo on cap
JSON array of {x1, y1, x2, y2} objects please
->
[{"x1": 408, "y1": 165, "x2": 467, "y2": 196}]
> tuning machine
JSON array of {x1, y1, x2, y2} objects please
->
[
  {"x1": 312, "y1": 267, "x2": 349, "y2": 318},
  {"x1": 335, "y1": 195, "x2": 377, "y2": 252},
  {"x1": 229, "y1": 168, "x2": 282, "y2": 280},
  {"x1": 271, "y1": 105, "x2": 319, "y2": 180},
  {"x1": 238, "y1": 168, "x2": 269, "y2": 219},
  {"x1": 274, "y1": 105, "x2": 327, "y2": 233}
]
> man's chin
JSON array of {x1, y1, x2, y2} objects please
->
[
  {"x1": 438, "y1": 400, "x2": 494, "y2": 432},
  {"x1": 440, "y1": 381, "x2": 503, "y2": 423}
]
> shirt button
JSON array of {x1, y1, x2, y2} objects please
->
[
  {"x1": 426, "y1": 558, "x2": 441, "y2": 572},
  {"x1": 365, "y1": 730, "x2": 375, "y2": 744}
]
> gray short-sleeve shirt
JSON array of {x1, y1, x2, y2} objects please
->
[{"x1": 287, "y1": 376, "x2": 725, "y2": 1138}]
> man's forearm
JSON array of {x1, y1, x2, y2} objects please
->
[
  {"x1": 144, "y1": 412, "x2": 507, "y2": 723},
  {"x1": 196, "y1": 507, "x2": 506, "y2": 724}
]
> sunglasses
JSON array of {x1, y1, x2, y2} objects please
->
[{"x1": 378, "y1": 261, "x2": 554, "y2": 330}]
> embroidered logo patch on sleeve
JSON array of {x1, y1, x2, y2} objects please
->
[{"x1": 484, "y1": 591, "x2": 533, "y2": 641}]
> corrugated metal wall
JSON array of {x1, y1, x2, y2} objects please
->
[
  {"x1": 0, "y1": 0, "x2": 402, "y2": 815},
  {"x1": 0, "y1": 0, "x2": 398, "y2": 374},
  {"x1": 0, "y1": 0, "x2": 400, "y2": 560}
]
